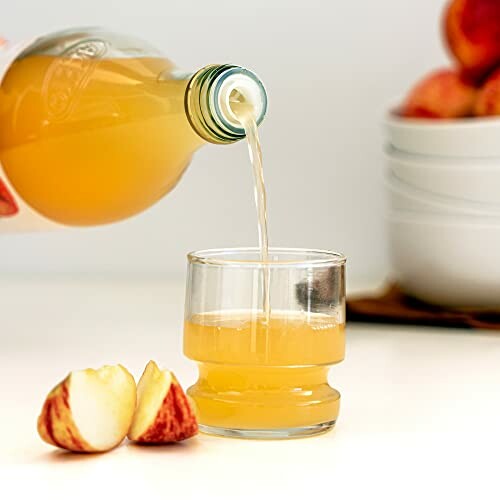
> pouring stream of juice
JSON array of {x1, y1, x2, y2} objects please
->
[{"x1": 230, "y1": 90, "x2": 271, "y2": 322}]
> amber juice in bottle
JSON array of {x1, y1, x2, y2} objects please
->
[
  {"x1": 0, "y1": 55, "x2": 202, "y2": 225},
  {"x1": 0, "y1": 28, "x2": 267, "y2": 229}
]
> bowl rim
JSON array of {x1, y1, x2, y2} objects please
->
[
  {"x1": 384, "y1": 145, "x2": 500, "y2": 167},
  {"x1": 388, "y1": 210, "x2": 500, "y2": 227},
  {"x1": 385, "y1": 111, "x2": 500, "y2": 130}
]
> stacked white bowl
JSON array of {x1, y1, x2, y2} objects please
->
[{"x1": 385, "y1": 115, "x2": 500, "y2": 308}]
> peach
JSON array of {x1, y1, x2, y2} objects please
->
[
  {"x1": 444, "y1": 0, "x2": 500, "y2": 77},
  {"x1": 400, "y1": 69, "x2": 477, "y2": 119},
  {"x1": 474, "y1": 69, "x2": 500, "y2": 115}
]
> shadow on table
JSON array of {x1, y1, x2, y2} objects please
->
[
  {"x1": 36, "y1": 449, "x2": 105, "y2": 463},
  {"x1": 128, "y1": 438, "x2": 202, "y2": 454},
  {"x1": 33, "y1": 438, "x2": 201, "y2": 463}
]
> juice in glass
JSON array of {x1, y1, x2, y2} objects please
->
[
  {"x1": 184, "y1": 311, "x2": 345, "y2": 431},
  {"x1": 183, "y1": 248, "x2": 346, "y2": 439}
]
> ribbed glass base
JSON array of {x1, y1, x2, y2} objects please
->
[{"x1": 199, "y1": 420, "x2": 336, "y2": 440}]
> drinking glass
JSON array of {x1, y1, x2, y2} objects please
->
[{"x1": 183, "y1": 247, "x2": 346, "y2": 439}]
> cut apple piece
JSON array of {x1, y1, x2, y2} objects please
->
[
  {"x1": 37, "y1": 364, "x2": 136, "y2": 453},
  {"x1": 128, "y1": 361, "x2": 198, "y2": 443}
]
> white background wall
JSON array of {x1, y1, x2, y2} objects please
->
[{"x1": 0, "y1": 0, "x2": 449, "y2": 278}]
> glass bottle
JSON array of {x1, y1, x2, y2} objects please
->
[{"x1": 0, "y1": 27, "x2": 267, "y2": 230}]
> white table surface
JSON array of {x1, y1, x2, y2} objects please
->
[{"x1": 1, "y1": 276, "x2": 499, "y2": 499}]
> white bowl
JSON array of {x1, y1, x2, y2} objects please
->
[
  {"x1": 389, "y1": 211, "x2": 500, "y2": 308},
  {"x1": 385, "y1": 113, "x2": 500, "y2": 157},
  {"x1": 386, "y1": 146, "x2": 500, "y2": 205},
  {"x1": 386, "y1": 171, "x2": 500, "y2": 217}
]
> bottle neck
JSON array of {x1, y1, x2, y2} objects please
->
[{"x1": 185, "y1": 64, "x2": 267, "y2": 144}]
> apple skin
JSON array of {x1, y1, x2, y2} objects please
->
[
  {"x1": 475, "y1": 69, "x2": 500, "y2": 115},
  {"x1": 0, "y1": 199, "x2": 17, "y2": 216},
  {"x1": 128, "y1": 361, "x2": 198, "y2": 444},
  {"x1": 37, "y1": 378, "x2": 94, "y2": 452},
  {"x1": 399, "y1": 68, "x2": 478, "y2": 119},
  {"x1": 0, "y1": 179, "x2": 18, "y2": 217},
  {"x1": 444, "y1": 0, "x2": 500, "y2": 79},
  {"x1": 130, "y1": 375, "x2": 198, "y2": 443}
]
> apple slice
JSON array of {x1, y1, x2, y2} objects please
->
[
  {"x1": 37, "y1": 364, "x2": 136, "y2": 453},
  {"x1": 128, "y1": 361, "x2": 198, "y2": 443}
]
